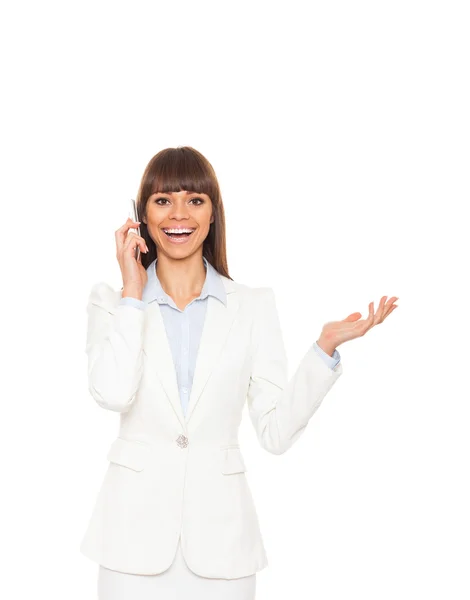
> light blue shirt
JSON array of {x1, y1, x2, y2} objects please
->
[{"x1": 120, "y1": 257, "x2": 341, "y2": 417}]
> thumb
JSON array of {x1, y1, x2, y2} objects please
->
[{"x1": 343, "y1": 312, "x2": 362, "y2": 322}]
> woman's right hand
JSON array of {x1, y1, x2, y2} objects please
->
[{"x1": 115, "y1": 218, "x2": 150, "y2": 293}]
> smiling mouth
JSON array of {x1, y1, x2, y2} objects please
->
[
  {"x1": 162, "y1": 230, "x2": 195, "y2": 237},
  {"x1": 161, "y1": 228, "x2": 196, "y2": 243}
]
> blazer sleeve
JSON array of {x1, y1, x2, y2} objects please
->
[
  {"x1": 85, "y1": 282, "x2": 145, "y2": 412},
  {"x1": 246, "y1": 287, "x2": 343, "y2": 454}
]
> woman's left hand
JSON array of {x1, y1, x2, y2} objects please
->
[{"x1": 317, "y1": 296, "x2": 399, "y2": 354}]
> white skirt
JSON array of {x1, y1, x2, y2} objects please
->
[{"x1": 97, "y1": 536, "x2": 257, "y2": 600}]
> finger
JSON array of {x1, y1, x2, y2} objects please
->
[
  {"x1": 116, "y1": 217, "x2": 141, "y2": 237},
  {"x1": 127, "y1": 236, "x2": 148, "y2": 257},
  {"x1": 384, "y1": 296, "x2": 398, "y2": 308},
  {"x1": 115, "y1": 218, "x2": 141, "y2": 254},
  {"x1": 383, "y1": 303, "x2": 399, "y2": 319},
  {"x1": 374, "y1": 296, "x2": 387, "y2": 325},
  {"x1": 359, "y1": 302, "x2": 375, "y2": 334},
  {"x1": 123, "y1": 232, "x2": 149, "y2": 255},
  {"x1": 124, "y1": 233, "x2": 148, "y2": 253},
  {"x1": 116, "y1": 219, "x2": 141, "y2": 255},
  {"x1": 383, "y1": 297, "x2": 399, "y2": 319}
]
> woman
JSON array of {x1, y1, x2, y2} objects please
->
[{"x1": 80, "y1": 146, "x2": 398, "y2": 600}]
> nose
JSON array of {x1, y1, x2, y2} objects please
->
[{"x1": 168, "y1": 202, "x2": 191, "y2": 220}]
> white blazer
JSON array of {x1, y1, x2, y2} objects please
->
[{"x1": 80, "y1": 274, "x2": 343, "y2": 578}]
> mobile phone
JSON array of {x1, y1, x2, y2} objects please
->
[{"x1": 128, "y1": 199, "x2": 141, "y2": 261}]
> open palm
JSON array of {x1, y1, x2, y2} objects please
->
[{"x1": 320, "y1": 296, "x2": 399, "y2": 349}]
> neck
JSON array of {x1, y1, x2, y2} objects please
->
[{"x1": 156, "y1": 252, "x2": 207, "y2": 300}]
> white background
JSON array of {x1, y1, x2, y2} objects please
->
[{"x1": 1, "y1": 1, "x2": 468, "y2": 598}]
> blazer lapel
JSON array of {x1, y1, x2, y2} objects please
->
[
  {"x1": 185, "y1": 284, "x2": 239, "y2": 423},
  {"x1": 142, "y1": 275, "x2": 239, "y2": 429},
  {"x1": 143, "y1": 301, "x2": 186, "y2": 428}
]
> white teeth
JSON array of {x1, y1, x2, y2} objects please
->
[{"x1": 163, "y1": 228, "x2": 194, "y2": 234}]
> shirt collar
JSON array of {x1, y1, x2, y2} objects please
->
[{"x1": 142, "y1": 255, "x2": 227, "y2": 307}]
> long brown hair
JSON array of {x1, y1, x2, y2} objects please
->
[{"x1": 135, "y1": 146, "x2": 232, "y2": 280}]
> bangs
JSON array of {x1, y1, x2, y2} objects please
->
[{"x1": 147, "y1": 148, "x2": 217, "y2": 201}]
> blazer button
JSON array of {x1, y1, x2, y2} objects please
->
[{"x1": 176, "y1": 434, "x2": 189, "y2": 448}]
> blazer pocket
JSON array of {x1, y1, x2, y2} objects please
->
[
  {"x1": 221, "y1": 447, "x2": 247, "y2": 475},
  {"x1": 106, "y1": 437, "x2": 150, "y2": 472}
]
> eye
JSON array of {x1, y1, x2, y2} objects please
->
[{"x1": 154, "y1": 196, "x2": 205, "y2": 205}]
